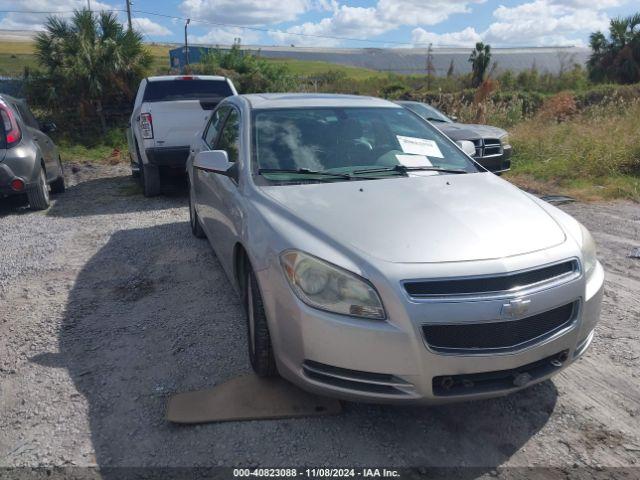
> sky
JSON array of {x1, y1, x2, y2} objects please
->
[{"x1": 0, "y1": 0, "x2": 638, "y2": 48}]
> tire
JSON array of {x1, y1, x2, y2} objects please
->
[
  {"x1": 27, "y1": 166, "x2": 51, "y2": 210},
  {"x1": 141, "y1": 162, "x2": 161, "y2": 197},
  {"x1": 244, "y1": 263, "x2": 278, "y2": 377},
  {"x1": 50, "y1": 157, "x2": 66, "y2": 194},
  {"x1": 188, "y1": 180, "x2": 206, "y2": 238}
]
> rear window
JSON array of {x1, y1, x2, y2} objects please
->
[{"x1": 143, "y1": 79, "x2": 233, "y2": 102}]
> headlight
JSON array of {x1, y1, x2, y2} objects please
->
[
  {"x1": 579, "y1": 223, "x2": 597, "y2": 276},
  {"x1": 280, "y1": 250, "x2": 385, "y2": 320},
  {"x1": 500, "y1": 133, "x2": 510, "y2": 146}
]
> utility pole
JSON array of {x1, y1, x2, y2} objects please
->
[
  {"x1": 426, "y1": 43, "x2": 435, "y2": 90},
  {"x1": 125, "y1": 0, "x2": 133, "y2": 32},
  {"x1": 184, "y1": 18, "x2": 191, "y2": 69},
  {"x1": 87, "y1": 0, "x2": 91, "y2": 11}
]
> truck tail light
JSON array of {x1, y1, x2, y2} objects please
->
[
  {"x1": 0, "y1": 100, "x2": 22, "y2": 148},
  {"x1": 140, "y1": 112, "x2": 153, "y2": 139}
]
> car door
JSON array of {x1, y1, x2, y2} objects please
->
[
  {"x1": 198, "y1": 106, "x2": 242, "y2": 273},
  {"x1": 14, "y1": 101, "x2": 58, "y2": 180},
  {"x1": 192, "y1": 105, "x2": 231, "y2": 227}
]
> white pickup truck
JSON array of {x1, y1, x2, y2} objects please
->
[{"x1": 127, "y1": 75, "x2": 237, "y2": 196}]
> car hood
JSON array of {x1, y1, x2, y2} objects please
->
[
  {"x1": 435, "y1": 122, "x2": 506, "y2": 141},
  {"x1": 260, "y1": 173, "x2": 566, "y2": 264}
]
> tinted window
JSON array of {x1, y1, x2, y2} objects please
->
[
  {"x1": 143, "y1": 79, "x2": 233, "y2": 102},
  {"x1": 403, "y1": 102, "x2": 452, "y2": 123},
  {"x1": 204, "y1": 106, "x2": 229, "y2": 147},
  {"x1": 215, "y1": 109, "x2": 240, "y2": 163}
]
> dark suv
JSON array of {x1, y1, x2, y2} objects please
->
[
  {"x1": 0, "y1": 94, "x2": 64, "y2": 209},
  {"x1": 397, "y1": 101, "x2": 512, "y2": 173}
]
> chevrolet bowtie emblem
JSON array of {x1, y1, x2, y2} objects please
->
[{"x1": 501, "y1": 298, "x2": 531, "y2": 319}]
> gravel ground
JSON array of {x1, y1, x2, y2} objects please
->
[{"x1": 0, "y1": 164, "x2": 639, "y2": 475}]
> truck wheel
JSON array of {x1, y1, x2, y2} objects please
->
[
  {"x1": 50, "y1": 157, "x2": 66, "y2": 194},
  {"x1": 188, "y1": 182, "x2": 206, "y2": 238},
  {"x1": 244, "y1": 263, "x2": 278, "y2": 377},
  {"x1": 141, "y1": 163, "x2": 161, "y2": 197},
  {"x1": 27, "y1": 166, "x2": 51, "y2": 210}
]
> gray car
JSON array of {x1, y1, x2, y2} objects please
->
[
  {"x1": 187, "y1": 93, "x2": 603, "y2": 404},
  {"x1": 397, "y1": 100, "x2": 512, "y2": 173},
  {"x1": 0, "y1": 94, "x2": 65, "y2": 209}
]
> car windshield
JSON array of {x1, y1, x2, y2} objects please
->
[
  {"x1": 143, "y1": 79, "x2": 233, "y2": 102},
  {"x1": 403, "y1": 102, "x2": 453, "y2": 123},
  {"x1": 252, "y1": 107, "x2": 477, "y2": 183}
]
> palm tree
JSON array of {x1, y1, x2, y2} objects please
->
[
  {"x1": 468, "y1": 42, "x2": 492, "y2": 88},
  {"x1": 33, "y1": 9, "x2": 152, "y2": 131},
  {"x1": 588, "y1": 12, "x2": 640, "y2": 84}
]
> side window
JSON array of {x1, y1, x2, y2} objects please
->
[
  {"x1": 215, "y1": 108, "x2": 240, "y2": 163},
  {"x1": 14, "y1": 102, "x2": 39, "y2": 129},
  {"x1": 204, "y1": 106, "x2": 229, "y2": 148}
]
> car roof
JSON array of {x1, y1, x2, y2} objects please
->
[
  {"x1": 241, "y1": 93, "x2": 400, "y2": 110},
  {"x1": 145, "y1": 75, "x2": 230, "y2": 82}
]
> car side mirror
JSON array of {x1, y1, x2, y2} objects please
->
[
  {"x1": 194, "y1": 150, "x2": 235, "y2": 177},
  {"x1": 456, "y1": 140, "x2": 476, "y2": 157},
  {"x1": 41, "y1": 121, "x2": 57, "y2": 133}
]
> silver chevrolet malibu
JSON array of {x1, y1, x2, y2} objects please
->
[{"x1": 186, "y1": 93, "x2": 604, "y2": 404}]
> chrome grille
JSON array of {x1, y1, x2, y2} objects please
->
[
  {"x1": 472, "y1": 138, "x2": 503, "y2": 159},
  {"x1": 404, "y1": 260, "x2": 578, "y2": 298}
]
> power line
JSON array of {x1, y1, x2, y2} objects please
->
[{"x1": 0, "y1": 7, "x2": 456, "y2": 47}]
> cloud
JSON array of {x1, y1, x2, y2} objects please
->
[
  {"x1": 191, "y1": 26, "x2": 261, "y2": 45},
  {"x1": 270, "y1": 4, "x2": 390, "y2": 46},
  {"x1": 269, "y1": 0, "x2": 484, "y2": 46},
  {"x1": 132, "y1": 17, "x2": 172, "y2": 37},
  {"x1": 410, "y1": 0, "x2": 631, "y2": 47},
  {"x1": 376, "y1": 0, "x2": 486, "y2": 27},
  {"x1": 411, "y1": 27, "x2": 482, "y2": 47},
  {"x1": 0, "y1": 0, "x2": 114, "y2": 30},
  {"x1": 484, "y1": 0, "x2": 611, "y2": 46},
  {"x1": 179, "y1": 0, "x2": 309, "y2": 25}
]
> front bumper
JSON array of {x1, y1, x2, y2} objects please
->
[{"x1": 258, "y1": 254, "x2": 604, "y2": 405}]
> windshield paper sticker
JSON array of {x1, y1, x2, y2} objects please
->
[
  {"x1": 397, "y1": 136, "x2": 444, "y2": 158},
  {"x1": 396, "y1": 154, "x2": 432, "y2": 167}
]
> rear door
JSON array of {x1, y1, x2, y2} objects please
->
[
  {"x1": 13, "y1": 100, "x2": 58, "y2": 178},
  {"x1": 140, "y1": 78, "x2": 235, "y2": 149}
]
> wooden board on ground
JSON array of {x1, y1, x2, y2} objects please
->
[{"x1": 166, "y1": 374, "x2": 342, "y2": 424}]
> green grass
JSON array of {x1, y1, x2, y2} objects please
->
[
  {"x1": 0, "y1": 41, "x2": 385, "y2": 79},
  {"x1": 56, "y1": 127, "x2": 129, "y2": 164},
  {"x1": 260, "y1": 57, "x2": 386, "y2": 79},
  {"x1": 505, "y1": 100, "x2": 640, "y2": 201}
]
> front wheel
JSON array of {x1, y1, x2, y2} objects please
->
[
  {"x1": 244, "y1": 264, "x2": 278, "y2": 377},
  {"x1": 27, "y1": 166, "x2": 51, "y2": 210}
]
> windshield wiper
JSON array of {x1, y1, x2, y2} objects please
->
[
  {"x1": 426, "y1": 117, "x2": 447, "y2": 123},
  {"x1": 258, "y1": 168, "x2": 381, "y2": 181},
  {"x1": 351, "y1": 165, "x2": 468, "y2": 175}
]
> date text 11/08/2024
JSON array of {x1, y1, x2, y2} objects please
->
[{"x1": 232, "y1": 468, "x2": 401, "y2": 478}]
